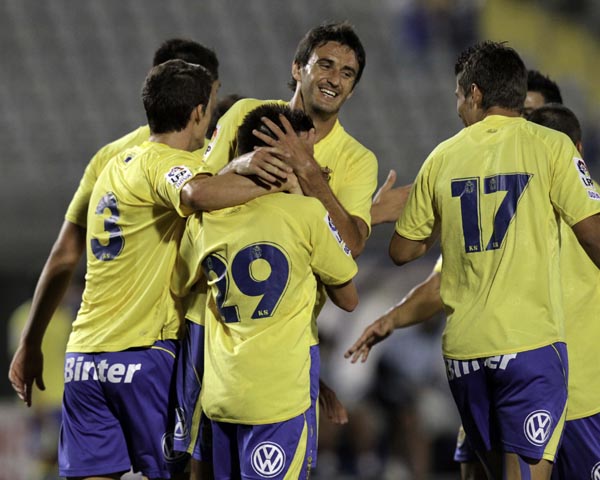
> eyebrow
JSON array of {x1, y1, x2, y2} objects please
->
[{"x1": 318, "y1": 57, "x2": 357, "y2": 77}]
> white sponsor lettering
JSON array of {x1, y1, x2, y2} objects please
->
[
  {"x1": 251, "y1": 441, "x2": 286, "y2": 478},
  {"x1": 524, "y1": 410, "x2": 553, "y2": 446},
  {"x1": 324, "y1": 213, "x2": 351, "y2": 256},
  {"x1": 445, "y1": 354, "x2": 516, "y2": 380},
  {"x1": 64, "y1": 356, "x2": 142, "y2": 384}
]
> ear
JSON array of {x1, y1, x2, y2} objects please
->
[
  {"x1": 194, "y1": 104, "x2": 204, "y2": 124},
  {"x1": 576, "y1": 141, "x2": 584, "y2": 156},
  {"x1": 470, "y1": 83, "x2": 483, "y2": 108},
  {"x1": 292, "y1": 62, "x2": 302, "y2": 83}
]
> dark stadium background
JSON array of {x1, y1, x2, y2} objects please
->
[{"x1": 1, "y1": 1, "x2": 599, "y2": 477}]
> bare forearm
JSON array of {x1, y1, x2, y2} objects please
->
[
  {"x1": 298, "y1": 172, "x2": 367, "y2": 256},
  {"x1": 386, "y1": 271, "x2": 443, "y2": 329},
  {"x1": 182, "y1": 173, "x2": 278, "y2": 211}
]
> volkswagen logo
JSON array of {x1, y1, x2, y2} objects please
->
[
  {"x1": 251, "y1": 441, "x2": 286, "y2": 478},
  {"x1": 523, "y1": 410, "x2": 552, "y2": 446},
  {"x1": 591, "y1": 461, "x2": 600, "y2": 480},
  {"x1": 161, "y1": 432, "x2": 187, "y2": 463}
]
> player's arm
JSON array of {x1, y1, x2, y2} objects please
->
[
  {"x1": 217, "y1": 148, "x2": 294, "y2": 184},
  {"x1": 255, "y1": 115, "x2": 369, "y2": 256},
  {"x1": 345, "y1": 269, "x2": 442, "y2": 363},
  {"x1": 571, "y1": 212, "x2": 600, "y2": 268},
  {"x1": 319, "y1": 378, "x2": 348, "y2": 425},
  {"x1": 389, "y1": 231, "x2": 438, "y2": 265},
  {"x1": 181, "y1": 171, "x2": 292, "y2": 211},
  {"x1": 325, "y1": 279, "x2": 358, "y2": 312},
  {"x1": 9, "y1": 220, "x2": 85, "y2": 406},
  {"x1": 370, "y1": 170, "x2": 413, "y2": 226}
]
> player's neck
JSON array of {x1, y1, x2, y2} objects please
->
[
  {"x1": 288, "y1": 93, "x2": 338, "y2": 143},
  {"x1": 149, "y1": 129, "x2": 196, "y2": 152},
  {"x1": 483, "y1": 106, "x2": 522, "y2": 119}
]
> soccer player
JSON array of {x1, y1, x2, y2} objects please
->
[
  {"x1": 523, "y1": 70, "x2": 563, "y2": 117},
  {"x1": 172, "y1": 103, "x2": 359, "y2": 479},
  {"x1": 203, "y1": 20, "x2": 377, "y2": 257},
  {"x1": 200, "y1": 20, "x2": 377, "y2": 467},
  {"x1": 388, "y1": 41, "x2": 600, "y2": 479},
  {"x1": 61, "y1": 58, "x2": 294, "y2": 479},
  {"x1": 346, "y1": 69, "x2": 571, "y2": 480},
  {"x1": 8, "y1": 38, "x2": 221, "y2": 409}
]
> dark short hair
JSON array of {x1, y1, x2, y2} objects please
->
[
  {"x1": 455, "y1": 41, "x2": 527, "y2": 111},
  {"x1": 288, "y1": 21, "x2": 366, "y2": 91},
  {"x1": 237, "y1": 103, "x2": 314, "y2": 155},
  {"x1": 152, "y1": 38, "x2": 219, "y2": 80},
  {"x1": 207, "y1": 93, "x2": 245, "y2": 139},
  {"x1": 527, "y1": 70, "x2": 563, "y2": 104},
  {"x1": 142, "y1": 59, "x2": 213, "y2": 134},
  {"x1": 528, "y1": 103, "x2": 581, "y2": 145}
]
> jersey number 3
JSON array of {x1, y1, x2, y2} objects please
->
[
  {"x1": 90, "y1": 192, "x2": 124, "y2": 261},
  {"x1": 451, "y1": 173, "x2": 532, "y2": 253},
  {"x1": 202, "y1": 243, "x2": 290, "y2": 323}
]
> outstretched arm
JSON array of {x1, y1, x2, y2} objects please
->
[
  {"x1": 9, "y1": 220, "x2": 85, "y2": 406},
  {"x1": 345, "y1": 269, "x2": 442, "y2": 364}
]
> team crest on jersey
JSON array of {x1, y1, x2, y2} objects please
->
[
  {"x1": 324, "y1": 213, "x2": 351, "y2": 256},
  {"x1": 165, "y1": 166, "x2": 193, "y2": 189},
  {"x1": 251, "y1": 441, "x2": 286, "y2": 478},
  {"x1": 523, "y1": 410, "x2": 552, "y2": 446}
]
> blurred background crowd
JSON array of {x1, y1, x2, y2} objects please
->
[{"x1": 1, "y1": 0, "x2": 599, "y2": 478}]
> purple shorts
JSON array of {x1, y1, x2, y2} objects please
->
[
  {"x1": 209, "y1": 346, "x2": 319, "y2": 479},
  {"x1": 552, "y1": 412, "x2": 600, "y2": 479},
  {"x1": 308, "y1": 344, "x2": 320, "y2": 469},
  {"x1": 211, "y1": 412, "x2": 313, "y2": 480},
  {"x1": 445, "y1": 342, "x2": 568, "y2": 462},
  {"x1": 173, "y1": 320, "x2": 210, "y2": 461},
  {"x1": 453, "y1": 424, "x2": 478, "y2": 463},
  {"x1": 59, "y1": 341, "x2": 188, "y2": 478}
]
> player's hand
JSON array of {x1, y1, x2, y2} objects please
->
[
  {"x1": 344, "y1": 317, "x2": 395, "y2": 363},
  {"x1": 319, "y1": 380, "x2": 348, "y2": 425},
  {"x1": 370, "y1": 170, "x2": 412, "y2": 225},
  {"x1": 253, "y1": 115, "x2": 317, "y2": 173},
  {"x1": 8, "y1": 343, "x2": 45, "y2": 407},
  {"x1": 284, "y1": 172, "x2": 304, "y2": 195},
  {"x1": 228, "y1": 148, "x2": 293, "y2": 184}
]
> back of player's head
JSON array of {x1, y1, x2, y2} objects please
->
[
  {"x1": 527, "y1": 70, "x2": 563, "y2": 104},
  {"x1": 527, "y1": 103, "x2": 582, "y2": 146},
  {"x1": 289, "y1": 21, "x2": 366, "y2": 91},
  {"x1": 142, "y1": 59, "x2": 214, "y2": 134},
  {"x1": 455, "y1": 41, "x2": 527, "y2": 112},
  {"x1": 237, "y1": 103, "x2": 314, "y2": 155},
  {"x1": 152, "y1": 38, "x2": 219, "y2": 80}
]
